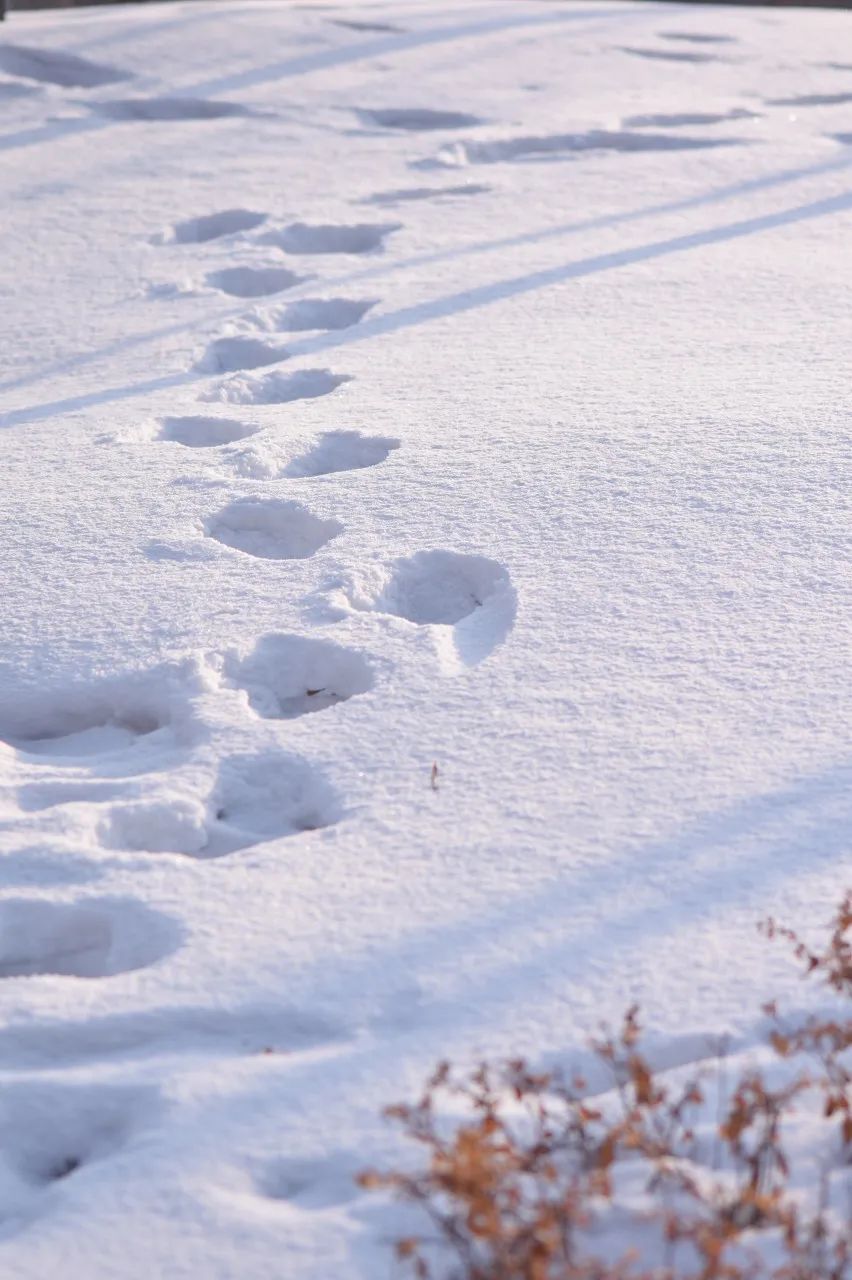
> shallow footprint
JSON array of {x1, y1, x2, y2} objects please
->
[
  {"x1": 0, "y1": 898, "x2": 180, "y2": 979},
  {"x1": 206, "y1": 265, "x2": 304, "y2": 298},
  {"x1": 263, "y1": 221, "x2": 400, "y2": 254},
  {"x1": 204, "y1": 367, "x2": 352, "y2": 406},
  {"x1": 206, "y1": 498, "x2": 342, "y2": 560},
  {"x1": 225, "y1": 634, "x2": 373, "y2": 719},
  {"x1": 0, "y1": 1082, "x2": 159, "y2": 1234},
  {"x1": 284, "y1": 430, "x2": 399, "y2": 477}
]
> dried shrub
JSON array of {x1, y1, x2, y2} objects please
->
[{"x1": 360, "y1": 896, "x2": 852, "y2": 1280}]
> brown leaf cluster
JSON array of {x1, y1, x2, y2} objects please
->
[{"x1": 360, "y1": 895, "x2": 852, "y2": 1280}]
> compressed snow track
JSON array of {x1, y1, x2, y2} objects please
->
[{"x1": 0, "y1": 0, "x2": 851, "y2": 1277}]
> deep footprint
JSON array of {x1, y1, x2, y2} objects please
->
[
  {"x1": 325, "y1": 550, "x2": 516, "y2": 670},
  {"x1": 206, "y1": 265, "x2": 304, "y2": 298},
  {"x1": 355, "y1": 107, "x2": 483, "y2": 131},
  {"x1": 204, "y1": 367, "x2": 352, "y2": 406},
  {"x1": 0, "y1": 898, "x2": 179, "y2": 978},
  {"x1": 225, "y1": 634, "x2": 373, "y2": 719},
  {"x1": 162, "y1": 209, "x2": 267, "y2": 244},
  {"x1": 158, "y1": 415, "x2": 259, "y2": 447},
  {"x1": 284, "y1": 430, "x2": 399, "y2": 477},
  {"x1": 206, "y1": 498, "x2": 342, "y2": 559},
  {"x1": 263, "y1": 221, "x2": 400, "y2": 254}
]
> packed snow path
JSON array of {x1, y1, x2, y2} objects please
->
[{"x1": 0, "y1": 0, "x2": 851, "y2": 1275}]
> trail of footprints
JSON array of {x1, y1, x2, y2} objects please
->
[
  {"x1": 1, "y1": 176, "x2": 514, "y2": 1056},
  {"x1": 3, "y1": 24, "x2": 817, "y2": 1233}
]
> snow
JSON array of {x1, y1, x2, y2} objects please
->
[{"x1": 0, "y1": 0, "x2": 851, "y2": 1274}]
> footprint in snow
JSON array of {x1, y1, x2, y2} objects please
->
[
  {"x1": 318, "y1": 549, "x2": 516, "y2": 673},
  {"x1": 623, "y1": 108, "x2": 760, "y2": 128},
  {"x1": 262, "y1": 221, "x2": 400, "y2": 255},
  {"x1": 0, "y1": 660, "x2": 199, "y2": 768},
  {"x1": 207, "y1": 752, "x2": 342, "y2": 855},
  {"x1": 206, "y1": 265, "x2": 305, "y2": 298},
  {"x1": 0, "y1": 43, "x2": 131, "y2": 88},
  {"x1": 284, "y1": 429, "x2": 399, "y2": 477},
  {"x1": 767, "y1": 91, "x2": 852, "y2": 108},
  {"x1": 90, "y1": 97, "x2": 271, "y2": 122},
  {"x1": 0, "y1": 897, "x2": 180, "y2": 979},
  {"x1": 245, "y1": 296, "x2": 376, "y2": 333},
  {"x1": 0, "y1": 1083, "x2": 159, "y2": 1234},
  {"x1": 359, "y1": 183, "x2": 491, "y2": 206},
  {"x1": 157, "y1": 415, "x2": 260, "y2": 448},
  {"x1": 658, "y1": 31, "x2": 738, "y2": 44},
  {"x1": 617, "y1": 45, "x2": 729, "y2": 64},
  {"x1": 422, "y1": 130, "x2": 744, "y2": 168},
  {"x1": 155, "y1": 209, "x2": 267, "y2": 245},
  {"x1": 203, "y1": 367, "x2": 352, "y2": 406},
  {"x1": 196, "y1": 335, "x2": 289, "y2": 375},
  {"x1": 329, "y1": 17, "x2": 403, "y2": 33},
  {"x1": 218, "y1": 428, "x2": 397, "y2": 483},
  {"x1": 354, "y1": 106, "x2": 483, "y2": 131},
  {"x1": 224, "y1": 633, "x2": 374, "y2": 720},
  {"x1": 206, "y1": 498, "x2": 342, "y2": 560},
  {"x1": 256, "y1": 1153, "x2": 363, "y2": 1208}
]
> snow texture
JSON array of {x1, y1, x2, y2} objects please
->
[{"x1": 0, "y1": 0, "x2": 851, "y2": 1276}]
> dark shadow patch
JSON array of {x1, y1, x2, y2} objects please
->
[
  {"x1": 0, "y1": 44, "x2": 131, "y2": 88},
  {"x1": 355, "y1": 106, "x2": 483, "y2": 131}
]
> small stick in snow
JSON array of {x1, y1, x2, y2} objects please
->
[{"x1": 431, "y1": 762, "x2": 439, "y2": 791}]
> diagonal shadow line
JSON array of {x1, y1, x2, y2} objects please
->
[
  {"x1": 280, "y1": 186, "x2": 852, "y2": 357},
  {"x1": 0, "y1": 113, "x2": 111, "y2": 155},
  {"x1": 187, "y1": 5, "x2": 656, "y2": 98},
  {"x1": 325, "y1": 149, "x2": 852, "y2": 291},
  {"x1": 3, "y1": 150, "x2": 848, "y2": 403},
  {"x1": 5, "y1": 185, "x2": 851, "y2": 428},
  {"x1": 306, "y1": 762, "x2": 852, "y2": 1061},
  {"x1": 3, "y1": 183, "x2": 844, "y2": 430},
  {"x1": 0, "y1": 372, "x2": 192, "y2": 429},
  {"x1": 0, "y1": 318, "x2": 202, "y2": 397}
]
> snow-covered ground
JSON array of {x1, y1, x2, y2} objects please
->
[{"x1": 0, "y1": 0, "x2": 850, "y2": 1273}]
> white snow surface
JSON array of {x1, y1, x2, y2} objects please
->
[{"x1": 0, "y1": 0, "x2": 851, "y2": 1274}]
